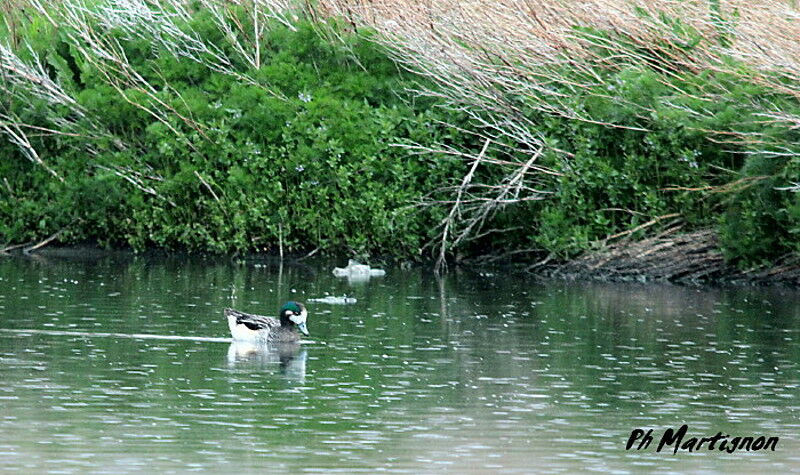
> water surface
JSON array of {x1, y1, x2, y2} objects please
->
[{"x1": 1, "y1": 253, "x2": 798, "y2": 473}]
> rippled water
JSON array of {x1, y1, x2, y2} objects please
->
[{"x1": 1, "y1": 252, "x2": 798, "y2": 473}]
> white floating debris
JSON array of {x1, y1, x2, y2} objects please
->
[
  {"x1": 332, "y1": 260, "x2": 386, "y2": 280},
  {"x1": 308, "y1": 296, "x2": 358, "y2": 305}
]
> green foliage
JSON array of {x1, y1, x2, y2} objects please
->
[
  {"x1": 0, "y1": 14, "x2": 461, "y2": 259},
  {"x1": 457, "y1": 63, "x2": 800, "y2": 266},
  {"x1": 718, "y1": 155, "x2": 797, "y2": 267},
  {"x1": 2, "y1": 2, "x2": 799, "y2": 270}
]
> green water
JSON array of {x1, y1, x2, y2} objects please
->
[{"x1": 0, "y1": 252, "x2": 798, "y2": 473}]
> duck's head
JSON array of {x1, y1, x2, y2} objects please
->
[{"x1": 280, "y1": 301, "x2": 309, "y2": 336}]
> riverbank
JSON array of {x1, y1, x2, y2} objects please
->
[
  {"x1": 541, "y1": 229, "x2": 800, "y2": 286},
  {"x1": 2, "y1": 1, "x2": 799, "y2": 279},
  {"x1": 4, "y1": 242, "x2": 800, "y2": 287}
]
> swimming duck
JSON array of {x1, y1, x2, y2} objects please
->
[{"x1": 224, "y1": 301, "x2": 309, "y2": 342}]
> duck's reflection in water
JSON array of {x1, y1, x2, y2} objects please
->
[{"x1": 226, "y1": 342, "x2": 307, "y2": 382}]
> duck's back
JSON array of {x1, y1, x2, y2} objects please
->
[
  {"x1": 225, "y1": 308, "x2": 279, "y2": 341},
  {"x1": 225, "y1": 308, "x2": 278, "y2": 329},
  {"x1": 225, "y1": 308, "x2": 302, "y2": 342}
]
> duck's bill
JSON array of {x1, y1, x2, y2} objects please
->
[{"x1": 297, "y1": 322, "x2": 309, "y2": 336}]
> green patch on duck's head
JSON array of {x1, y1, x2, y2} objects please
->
[
  {"x1": 280, "y1": 301, "x2": 309, "y2": 336},
  {"x1": 280, "y1": 301, "x2": 303, "y2": 316}
]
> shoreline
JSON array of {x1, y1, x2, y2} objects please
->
[
  {"x1": 540, "y1": 229, "x2": 800, "y2": 287},
  {"x1": 3, "y1": 241, "x2": 800, "y2": 288}
]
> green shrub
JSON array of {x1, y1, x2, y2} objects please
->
[
  {"x1": 2, "y1": 2, "x2": 799, "y2": 270},
  {"x1": 0, "y1": 13, "x2": 462, "y2": 259}
]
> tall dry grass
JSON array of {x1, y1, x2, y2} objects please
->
[
  {"x1": 322, "y1": 0, "x2": 800, "y2": 103},
  {"x1": 322, "y1": 0, "x2": 800, "y2": 268},
  {"x1": 1, "y1": 0, "x2": 304, "y2": 200},
  {"x1": 3, "y1": 0, "x2": 800, "y2": 267}
]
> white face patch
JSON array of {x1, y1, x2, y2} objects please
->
[{"x1": 289, "y1": 309, "x2": 307, "y2": 326}]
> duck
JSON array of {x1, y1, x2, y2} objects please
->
[{"x1": 224, "y1": 301, "x2": 309, "y2": 343}]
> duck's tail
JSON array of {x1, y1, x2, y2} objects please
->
[{"x1": 224, "y1": 308, "x2": 238, "y2": 336}]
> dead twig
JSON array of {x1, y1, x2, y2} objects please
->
[
  {"x1": 435, "y1": 137, "x2": 490, "y2": 273},
  {"x1": 601, "y1": 213, "x2": 681, "y2": 243},
  {"x1": 0, "y1": 241, "x2": 32, "y2": 254},
  {"x1": 194, "y1": 170, "x2": 221, "y2": 202},
  {"x1": 23, "y1": 226, "x2": 70, "y2": 254}
]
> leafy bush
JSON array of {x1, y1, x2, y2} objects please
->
[
  {"x1": 458, "y1": 63, "x2": 800, "y2": 267},
  {"x1": 2, "y1": 2, "x2": 799, "y2": 271},
  {"x1": 0, "y1": 13, "x2": 462, "y2": 259}
]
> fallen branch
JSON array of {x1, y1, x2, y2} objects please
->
[
  {"x1": 661, "y1": 176, "x2": 771, "y2": 194},
  {"x1": 547, "y1": 228, "x2": 729, "y2": 283},
  {"x1": 23, "y1": 226, "x2": 69, "y2": 254},
  {"x1": 435, "y1": 137, "x2": 490, "y2": 273},
  {"x1": 0, "y1": 241, "x2": 31, "y2": 254},
  {"x1": 601, "y1": 213, "x2": 681, "y2": 243}
]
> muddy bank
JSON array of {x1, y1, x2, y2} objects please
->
[
  {"x1": 5, "y1": 237, "x2": 799, "y2": 287},
  {"x1": 540, "y1": 229, "x2": 800, "y2": 286}
]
